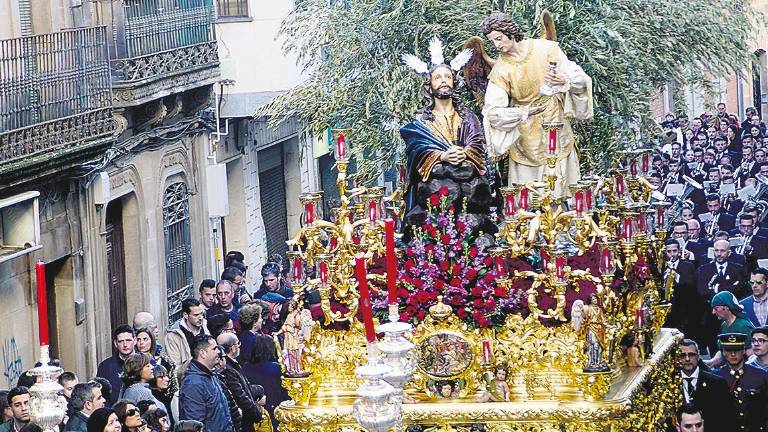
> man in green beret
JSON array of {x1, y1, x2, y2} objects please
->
[
  {"x1": 714, "y1": 333, "x2": 768, "y2": 432},
  {"x1": 704, "y1": 291, "x2": 755, "y2": 368}
]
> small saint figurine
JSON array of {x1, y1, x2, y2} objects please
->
[
  {"x1": 572, "y1": 294, "x2": 610, "y2": 372},
  {"x1": 620, "y1": 331, "x2": 644, "y2": 367},
  {"x1": 277, "y1": 300, "x2": 310, "y2": 377},
  {"x1": 477, "y1": 363, "x2": 511, "y2": 402}
]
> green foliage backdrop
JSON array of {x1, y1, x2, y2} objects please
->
[{"x1": 258, "y1": 0, "x2": 758, "y2": 180}]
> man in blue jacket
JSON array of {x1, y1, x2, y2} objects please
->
[
  {"x1": 179, "y1": 334, "x2": 233, "y2": 432},
  {"x1": 96, "y1": 325, "x2": 136, "y2": 406}
]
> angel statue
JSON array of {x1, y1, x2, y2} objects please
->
[
  {"x1": 400, "y1": 38, "x2": 496, "y2": 239},
  {"x1": 463, "y1": 12, "x2": 594, "y2": 199},
  {"x1": 571, "y1": 294, "x2": 610, "y2": 372}
]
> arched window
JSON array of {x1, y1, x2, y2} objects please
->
[{"x1": 162, "y1": 181, "x2": 194, "y2": 323}]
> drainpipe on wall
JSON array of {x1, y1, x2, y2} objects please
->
[{"x1": 737, "y1": 73, "x2": 745, "y2": 121}]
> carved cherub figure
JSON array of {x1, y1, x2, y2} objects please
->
[{"x1": 477, "y1": 363, "x2": 511, "y2": 402}]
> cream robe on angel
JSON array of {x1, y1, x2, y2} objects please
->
[{"x1": 482, "y1": 38, "x2": 593, "y2": 198}]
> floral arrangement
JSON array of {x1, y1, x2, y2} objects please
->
[{"x1": 376, "y1": 187, "x2": 527, "y2": 328}]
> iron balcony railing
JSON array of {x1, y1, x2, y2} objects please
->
[
  {"x1": 0, "y1": 26, "x2": 115, "y2": 165},
  {"x1": 109, "y1": 0, "x2": 220, "y2": 105}
]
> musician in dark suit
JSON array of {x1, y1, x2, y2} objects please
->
[
  {"x1": 703, "y1": 194, "x2": 736, "y2": 237},
  {"x1": 676, "y1": 339, "x2": 735, "y2": 431},
  {"x1": 664, "y1": 239, "x2": 700, "y2": 340},
  {"x1": 714, "y1": 333, "x2": 768, "y2": 432},
  {"x1": 742, "y1": 204, "x2": 768, "y2": 234}
]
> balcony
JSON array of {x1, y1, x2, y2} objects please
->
[
  {"x1": 0, "y1": 26, "x2": 116, "y2": 183},
  {"x1": 108, "y1": 0, "x2": 221, "y2": 107}
]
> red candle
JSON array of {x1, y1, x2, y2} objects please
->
[
  {"x1": 384, "y1": 219, "x2": 398, "y2": 305},
  {"x1": 292, "y1": 255, "x2": 303, "y2": 283},
  {"x1": 399, "y1": 166, "x2": 406, "y2": 183},
  {"x1": 600, "y1": 246, "x2": 612, "y2": 275},
  {"x1": 319, "y1": 261, "x2": 329, "y2": 285},
  {"x1": 616, "y1": 175, "x2": 625, "y2": 196},
  {"x1": 368, "y1": 200, "x2": 378, "y2": 223},
  {"x1": 636, "y1": 308, "x2": 644, "y2": 328},
  {"x1": 541, "y1": 249, "x2": 550, "y2": 270},
  {"x1": 574, "y1": 190, "x2": 584, "y2": 215},
  {"x1": 35, "y1": 261, "x2": 49, "y2": 346},
  {"x1": 655, "y1": 207, "x2": 665, "y2": 228},
  {"x1": 494, "y1": 255, "x2": 507, "y2": 278},
  {"x1": 355, "y1": 255, "x2": 377, "y2": 343},
  {"x1": 641, "y1": 153, "x2": 650, "y2": 173},
  {"x1": 504, "y1": 192, "x2": 516, "y2": 216},
  {"x1": 547, "y1": 128, "x2": 557, "y2": 154},
  {"x1": 519, "y1": 188, "x2": 529, "y2": 210},
  {"x1": 304, "y1": 201, "x2": 316, "y2": 225},
  {"x1": 585, "y1": 187, "x2": 593, "y2": 210},
  {"x1": 329, "y1": 236, "x2": 338, "y2": 251},
  {"x1": 555, "y1": 254, "x2": 566, "y2": 280},
  {"x1": 623, "y1": 218, "x2": 633, "y2": 240},
  {"x1": 482, "y1": 340, "x2": 492, "y2": 364},
  {"x1": 336, "y1": 133, "x2": 347, "y2": 160},
  {"x1": 636, "y1": 213, "x2": 647, "y2": 232}
]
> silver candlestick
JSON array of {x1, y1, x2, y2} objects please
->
[
  {"x1": 377, "y1": 304, "x2": 415, "y2": 432},
  {"x1": 352, "y1": 348, "x2": 399, "y2": 432},
  {"x1": 28, "y1": 345, "x2": 67, "y2": 432}
]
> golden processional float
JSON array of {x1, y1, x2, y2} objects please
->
[{"x1": 276, "y1": 129, "x2": 682, "y2": 432}]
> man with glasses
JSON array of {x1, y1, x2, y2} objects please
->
[
  {"x1": 747, "y1": 327, "x2": 768, "y2": 372},
  {"x1": 741, "y1": 268, "x2": 768, "y2": 328},
  {"x1": 179, "y1": 335, "x2": 233, "y2": 432},
  {"x1": 674, "y1": 339, "x2": 732, "y2": 431},
  {"x1": 217, "y1": 332, "x2": 262, "y2": 432},
  {"x1": 166, "y1": 298, "x2": 210, "y2": 382},
  {"x1": 714, "y1": 333, "x2": 768, "y2": 432}
]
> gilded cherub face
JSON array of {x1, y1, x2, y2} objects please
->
[{"x1": 495, "y1": 369, "x2": 507, "y2": 381}]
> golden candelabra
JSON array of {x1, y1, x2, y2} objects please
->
[{"x1": 276, "y1": 132, "x2": 681, "y2": 432}]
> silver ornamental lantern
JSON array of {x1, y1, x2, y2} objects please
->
[
  {"x1": 377, "y1": 305, "x2": 415, "y2": 432},
  {"x1": 28, "y1": 345, "x2": 67, "y2": 431},
  {"x1": 352, "y1": 361, "x2": 399, "y2": 432}
]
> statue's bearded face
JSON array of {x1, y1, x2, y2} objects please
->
[{"x1": 429, "y1": 66, "x2": 454, "y2": 99}]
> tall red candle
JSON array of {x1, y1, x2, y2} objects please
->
[
  {"x1": 494, "y1": 255, "x2": 508, "y2": 278},
  {"x1": 336, "y1": 133, "x2": 347, "y2": 160},
  {"x1": 656, "y1": 207, "x2": 665, "y2": 228},
  {"x1": 355, "y1": 255, "x2": 377, "y2": 343},
  {"x1": 504, "y1": 192, "x2": 516, "y2": 217},
  {"x1": 623, "y1": 218, "x2": 633, "y2": 240},
  {"x1": 482, "y1": 340, "x2": 492, "y2": 365},
  {"x1": 629, "y1": 159, "x2": 637, "y2": 177},
  {"x1": 304, "y1": 201, "x2": 316, "y2": 225},
  {"x1": 292, "y1": 255, "x2": 303, "y2": 283},
  {"x1": 519, "y1": 188, "x2": 529, "y2": 210},
  {"x1": 636, "y1": 308, "x2": 644, "y2": 328},
  {"x1": 641, "y1": 153, "x2": 650, "y2": 173},
  {"x1": 384, "y1": 219, "x2": 398, "y2": 305},
  {"x1": 585, "y1": 187, "x2": 593, "y2": 210},
  {"x1": 35, "y1": 261, "x2": 49, "y2": 346},
  {"x1": 319, "y1": 261, "x2": 329, "y2": 285},
  {"x1": 329, "y1": 236, "x2": 338, "y2": 251},
  {"x1": 547, "y1": 128, "x2": 557, "y2": 154},
  {"x1": 555, "y1": 254, "x2": 566, "y2": 280},
  {"x1": 616, "y1": 175, "x2": 625, "y2": 196},
  {"x1": 600, "y1": 246, "x2": 612, "y2": 275},
  {"x1": 368, "y1": 200, "x2": 378, "y2": 223},
  {"x1": 541, "y1": 249, "x2": 550, "y2": 270},
  {"x1": 574, "y1": 190, "x2": 584, "y2": 215},
  {"x1": 636, "y1": 213, "x2": 647, "y2": 232}
]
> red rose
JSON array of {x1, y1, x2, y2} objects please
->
[
  {"x1": 405, "y1": 305, "x2": 417, "y2": 316},
  {"x1": 479, "y1": 317, "x2": 492, "y2": 327},
  {"x1": 457, "y1": 308, "x2": 469, "y2": 319},
  {"x1": 416, "y1": 309, "x2": 427, "y2": 320},
  {"x1": 439, "y1": 260, "x2": 450, "y2": 271},
  {"x1": 404, "y1": 260, "x2": 415, "y2": 271},
  {"x1": 483, "y1": 273, "x2": 495, "y2": 284},
  {"x1": 485, "y1": 298, "x2": 497, "y2": 310},
  {"x1": 429, "y1": 194, "x2": 440, "y2": 206},
  {"x1": 450, "y1": 277, "x2": 461, "y2": 287},
  {"x1": 439, "y1": 186, "x2": 449, "y2": 196},
  {"x1": 416, "y1": 291, "x2": 430, "y2": 303},
  {"x1": 456, "y1": 221, "x2": 467, "y2": 232},
  {"x1": 405, "y1": 247, "x2": 414, "y2": 257},
  {"x1": 440, "y1": 233, "x2": 451, "y2": 245},
  {"x1": 483, "y1": 256, "x2": 493, "y2": 266},
  {"x1": 413, "y1": 278, "x2": 424, "y2": 289},
  {"x1": 449, "y1": 295, "x2": 462, "y2": 305},
  {"x1": 472, "y1": 299, "x2": 483, "y2": 308},
  {"x1": 470, "y1": 286, "x2": 483, "y2": 297},
  {"x1": 434, "y1": 280, "x2": 446, "y2": 290},
  {"x1": 400, "y1": 312, "x2": 410, "y2": 321},
  {"x1": 472, "y1": 310, "x2": 484, "y2": 321},
  {"x1": 398, "y1": 288, "x2": 409, "y2": 298},
  {"x1": 494, "y1": 286, "x2": 508, "y2": 297},
  {"x1": 425, "y1": 244, "x2": 435, "y2": 255},
  {"x1": 466, "y1": 268, "x2": 478, "y2": 279},
  {"x1": 468, "y1": 247, "x2": 478, "y2": 257},
  {"x1": 451, "y1": 264, "x2": 462, "y2": 276}
]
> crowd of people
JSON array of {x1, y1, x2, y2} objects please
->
[
  {"x1": 0, "y1": 252, "x2": 292, "y2": 432},
  {"x1": 656, "y1": 104, "x2": 768, "y2": 432}
]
